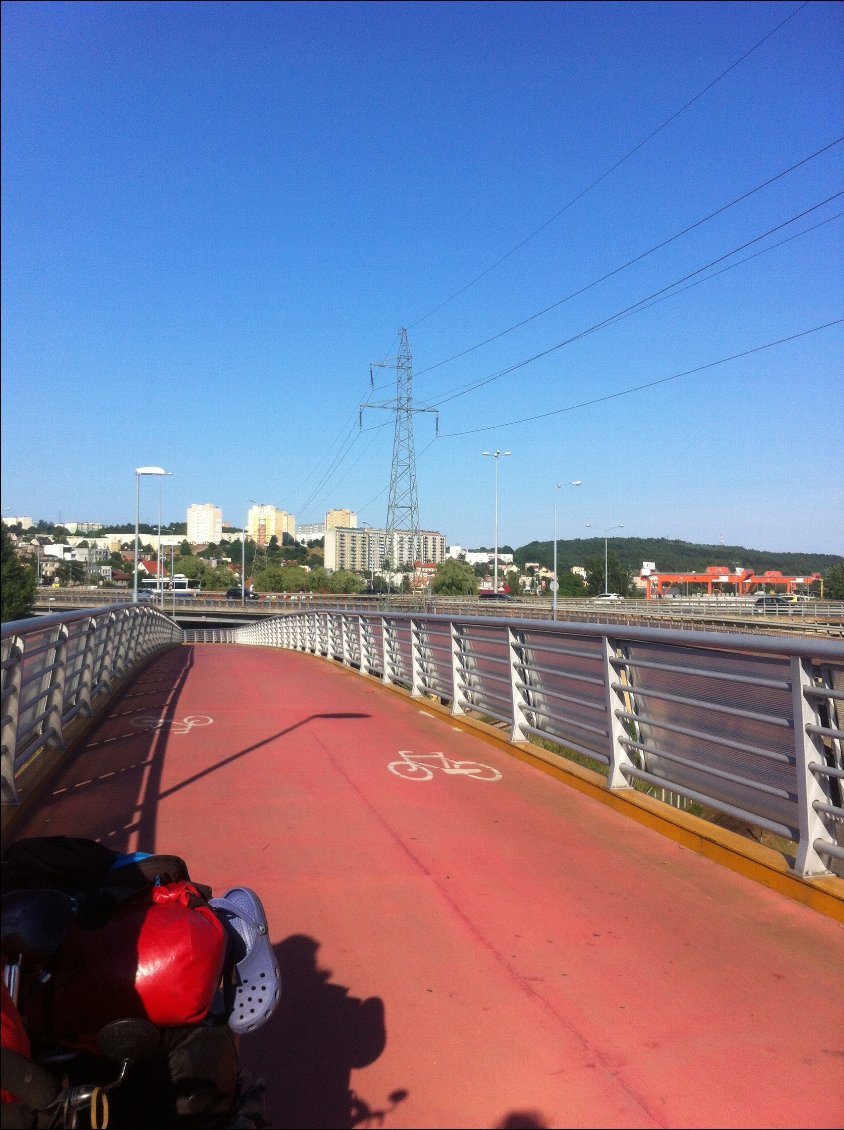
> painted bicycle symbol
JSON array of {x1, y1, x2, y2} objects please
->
[
  {"x1": 387, "y1": 750, "x2": 502, "y2": 782},
  {"x1": 130, "y1": 714, "x2": 213, "y2": 735}
]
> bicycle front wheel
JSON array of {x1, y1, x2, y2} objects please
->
[
  {"x1": 455, "y1": 761, "x2": 502, "y2": 781},
  {"x1": 388, "y1": 761, "x2": 434, "y2": 781}
]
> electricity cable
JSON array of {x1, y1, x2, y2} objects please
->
[
  {"x1": 428, "y1": 189, "x2": 844, "y2": 408},
  {"x1": 409, "y1": 2, "x2": 811, "y2": 330},
  {"x1": 416, "y1": 136, "x2": 843, "y2": 381},
  {"x1": 439, "y1": 319, "x2": 843, "y2": 437}
]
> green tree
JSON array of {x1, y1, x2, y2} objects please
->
[
  {"x1": 583, "y1": 551, "x2": 632, "y2": 596},
  {"x1": 328, "y1": 569, "x2": 366, "y2": 594},
  {"x1": 255, "y1": 565, "x2": 311, "y2": 593},
  {"x1": 431, "y1": 559, "x2": 479, "y2": 595},
  {"x1": 202, "y1": 567, "x2": 238, "y2": 591},
  {"x1": 55, "y1": 562, "x2": 86, "y2": 586},
  {"x1": 504, "y1": 568, "x2": 522, "y2": 596},
  {"x1": 825, "y1": 563, "x2": 844, "y2": 600},
  {"x1": 174, "y1": 556, "x2": 205, "y2": 579},
  {"x1": 180, "y1": 540, "x2": 192, "y2": 556},
  {"x1": 557, "y1": 571, "x2": 586, "y2": 597},
  {"x1": 1, "y1": 524, "x2": 37, "y2": 622}
]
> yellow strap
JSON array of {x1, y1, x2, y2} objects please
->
[{"x1": 90, "y1": 1087, "x2": 109, "y2": 1129}]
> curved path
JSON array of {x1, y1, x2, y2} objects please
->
[{"x1": 9, "y1": 645, "x2": 844, "y2": 1129}]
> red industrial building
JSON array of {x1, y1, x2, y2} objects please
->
[{"x1": 640, "y1": 564, "x2": 822, "y2": 600}]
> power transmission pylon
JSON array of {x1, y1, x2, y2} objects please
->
[{"x1": 361, "y1": 329, "x2": 438, "y2": 597}]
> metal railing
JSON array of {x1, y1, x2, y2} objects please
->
[
  {"x1": 1, "y1": 604, "x2": 182, "y2": 806},
  {"x1": 234, "y1": 609, "x2": 844, "y2": 879},
  {"x1": 5, "y1": 602, "x2": 843, "y2": 881}
]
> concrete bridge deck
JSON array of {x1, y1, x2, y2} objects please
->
[{"x1": 7, "y1": 643, "x2": 844, "y2": 1129}]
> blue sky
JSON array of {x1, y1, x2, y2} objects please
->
[{"x1": 2, "y1": 0, "x2": 842, "y2": 555}]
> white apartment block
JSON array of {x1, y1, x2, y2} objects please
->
[
  {"x1": 297, "y1": 522, "x2": 326, "y2": 543},
  {"x1": 247, "y1": 505, "x2": 296, "y2": 545},
  {"x1": 324, "y1": 527, "x2": 446, "y2": 573},
  {"x1": 187, "y1": 503, "x2": 223, "y2": 545}
]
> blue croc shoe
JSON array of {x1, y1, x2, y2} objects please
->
[{"x1": 209, "y1": 886, "x2": 281, "y2": 1034}]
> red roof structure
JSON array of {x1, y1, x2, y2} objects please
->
[{"x1": 641, "y1": 565, "x2": 822, "y2": 599}]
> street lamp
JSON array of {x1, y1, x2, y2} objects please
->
[
  {"x1": 244, "y1": 499, "x2": 262, "y2": 606},
  {"x1": 134, "y1": 467, "x2": 171, "y2": 603},
  {"x1": 482, "y1": 450, "x2": 511, "y2": 594},
  {"x1": 156, "y1": 476, "x2": 170, "y2": 608},
  {"x1": 553, "y1": 480, "x2": 582, "y2": 617},
  {"x1": 586, "y1": 523, "x2": 624, "y2": 596}
]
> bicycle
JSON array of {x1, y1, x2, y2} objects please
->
[
  {"x1": 387, "y1": 750, "x2": 502, "y2": 782},
  {"x1": 129, "y1": 714, "x2": 213, "y2": 735}
]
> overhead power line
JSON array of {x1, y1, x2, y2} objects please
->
[
  {"x1": 417, "y1": 136, "x2": 843, "y2": 381},
  {"x1": 428, "y1": 189, "x2": 844, "y2": 408},
  {"x1": 440, "y1": 319, "x2": 843, "y2": 437},
  {"x1": 409, "y1": 2, "x2": 811, "y2": 330}
]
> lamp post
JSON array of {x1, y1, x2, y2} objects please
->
[
  {"x1": 586, "y1": 523, "x2": 624, "y2": 596},
  {"x1": 482, "y1": 450, "x2": 511, "y2": 594},
  {"x1": 553, "y1": 480, "x2": 582, "y2": 617},
  {"x1": 155, "y1": 472, "x2": 172, "y2": 605},
  {"x1": 242, "y1": 516, "x2": 246, "y2": 606},
  {"x1": 244, "y1": 499, "x2": 259, "y2": 605},
  {"x1": 134, "y1": 467, "x2": 171, "y2": 603}
]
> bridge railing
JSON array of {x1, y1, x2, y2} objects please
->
[
  {"x1": 1, "y1": 604, "x2": 182, "y2": 812},
  {"x1": 234, "y1": 610, "x2": 844, "y2": 879}
]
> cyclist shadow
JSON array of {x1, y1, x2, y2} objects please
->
[{"x1": 252, "y1": 934, "x2": 393, "y2": 1129}]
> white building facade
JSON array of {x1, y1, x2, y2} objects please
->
[{"x1": 187, "y1": 504, "x2": 223, "y2": 545}]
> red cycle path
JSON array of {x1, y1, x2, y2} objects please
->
[{"x1": 10, "y1": 645, "x2": 844, "y2": 1130}]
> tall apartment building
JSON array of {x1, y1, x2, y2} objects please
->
[
  {"x1": 324, "y1": 526, "x2": 446, "y2": 573},
  {"x1": 247, "y1": 505, "x2": 296, "y2": 546},
  {"x1": 187, "y1": 503, "x2": 223, "y2": 545},
  {"x1": 325, "y1": 508, "x2": 356, "y2": 530}
]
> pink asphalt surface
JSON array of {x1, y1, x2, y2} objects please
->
[{"x1": 10, "y1": 645, "x2": 844, "y2": 1130}]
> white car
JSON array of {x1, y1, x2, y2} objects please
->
[{"x1": 592, "y1": 593, "x2": 622, "y2": 601}]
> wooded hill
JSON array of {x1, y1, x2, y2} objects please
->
[{"x1": 513, "y1": 537, "x2": 842, "y2": 577}]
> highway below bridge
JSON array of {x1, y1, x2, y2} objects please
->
[{"x1": 32, "y1": 591, "x2": 844, "y2": 639}]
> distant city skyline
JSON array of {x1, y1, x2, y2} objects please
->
[{"x1": 4, "y1": 506, "x2": 841, "y2": 563}]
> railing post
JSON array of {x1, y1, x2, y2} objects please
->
[
  {"x1": 43, "y1": 624, "x2": 69, "y2": 752},
  {"x1": 449, "y1": 620, "x2": 466, "y2": 716},
  {"x1": 410, "y1": 618, "x2": 424, "y2": 698},
  {"x1": 792, "y1": 656, "x2": 836, "y2": 876},
  {"x1": 508, "y1": 626, "x2": 529, "y2": 743},
  {"x1": 603, "y1": 634, "x2": 637, "y2": 790},
  {"x1": 383, "y1": 618, "x2": 396, "y2": 687},
  {"x1": 95, "y1": 612, "x2": 118, "y2": 696},
  {"x1": 1, "y1": 634, "x2": 24, "y2": 804},
  {"x1": 73, "y1": 616, "x2": 99, "y2": 719}
]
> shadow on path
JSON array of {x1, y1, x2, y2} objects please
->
[{"x1": 246, "y1": 934, "x2": 403, "y2": 1129}]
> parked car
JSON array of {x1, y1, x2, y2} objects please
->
[
  {"x1": 754, "y1": 595, "x2": 793, "y2": 610},
  {"x1": 226, "y1": 587, "x2": 259, "y2": 601}
]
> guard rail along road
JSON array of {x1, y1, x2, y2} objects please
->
[{"x1": 3, "y1": 601, "x2": 843, "y2": 906}]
